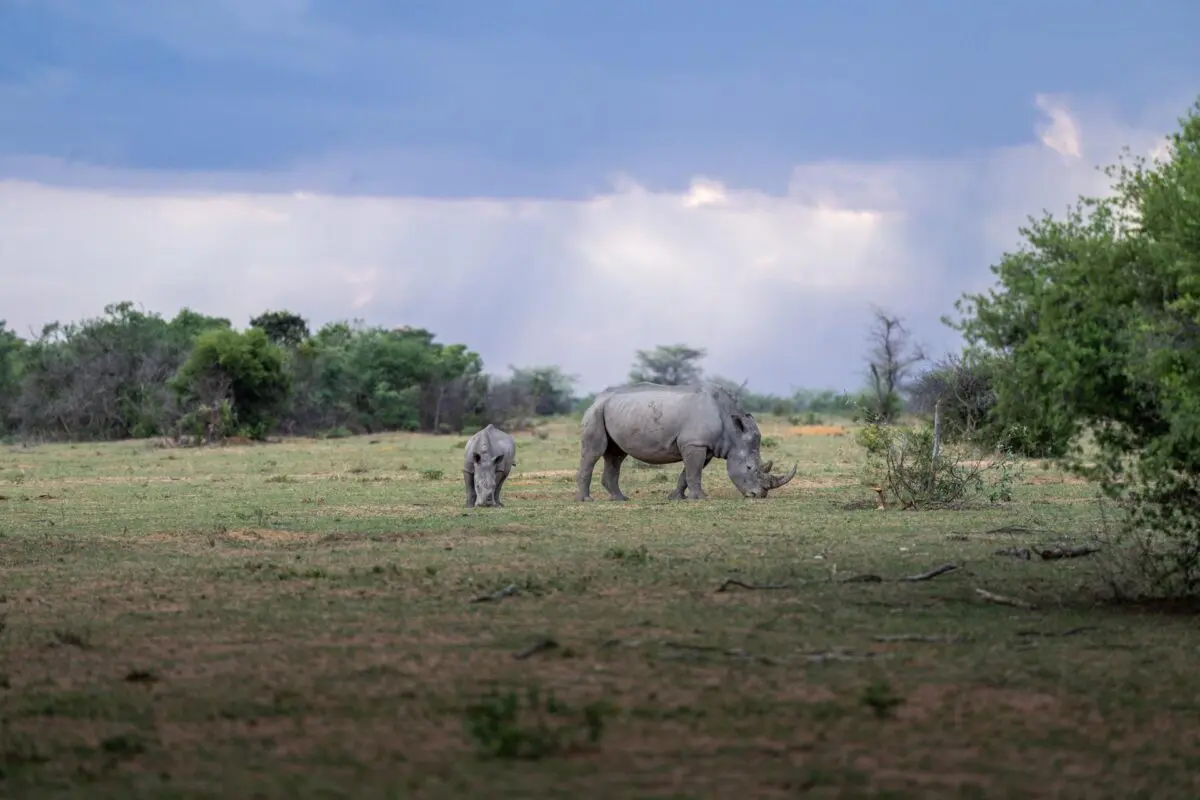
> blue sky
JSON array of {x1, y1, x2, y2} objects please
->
[{"x1": 1, "y1": 0, "x2": 1197, "y2": 393}]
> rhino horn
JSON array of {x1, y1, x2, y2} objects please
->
[
  {"x1": 762, "y1": 460, "x2": 774, "y2": 474},
  {"x1": 765, "y1": 463, "x2": 797, "y2": 491}
]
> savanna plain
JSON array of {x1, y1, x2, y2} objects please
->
[{"x1": 2, "y1": 418, "x2": 1198, "y2": 799}]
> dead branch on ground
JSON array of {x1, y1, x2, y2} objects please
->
[
  {"x1": 901, "y1": 563, "x2": 959, "y2": 581},
  {"x1": 659, "y1": 641, "x2": 779, "y2": 665},
  {"x1": 839, "y1": 562, "x2": 960, "y2": 584},
  {"x1": 995, "y1": 547, "x2": 1033, "y2": 559},
  {"x1": 469, "y1": 583, "x2": 519, "y2": 604},
  {"x1": 715, "y1": 578, "x2": 798, "y2": 593},
  {"x1": 513, "y1": 637, "x2": 558, "y2": 659},
  {"x1": 984, "y1": 525, "x2": 1058, "y2": 536},
  {"x1": 1036, "y1": 544, "x2": 1101, "y2": 560},
  {"x1": 804, "y1": 648, "x2": 877, "y2": 663},
  {"x1": 994, "y1": 543, "x2": 1099, "y2": 560},
  {"x1": 1015, "y1": 626, "x2": 1097, "y2": 638},
  {"x1": 974, "y1": 587, "x2": 1036, "y2": 609}
]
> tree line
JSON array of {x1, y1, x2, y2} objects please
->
[{"x1": 0, "y1": 308, "x2": 862, "y2": 444}]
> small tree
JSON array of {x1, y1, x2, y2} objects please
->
[
  {"x1": 171, "y1": 328, "x2": 291, "y2": 439},
  {"x1": 629, "y1": 344, "x2": 706, "y2": 386},
  {"x1": 250, "y1": 310, "x2": 310, "y2": 348},
  {"x1": 863, "y1": 308, "x2": 925, "y2": 423}
]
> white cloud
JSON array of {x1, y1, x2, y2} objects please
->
[
  {"x1": 1035, "y1": 93, "x2": 1084, "y2": 160},
  {"x1": 0, "y1": 94, "x2": 1180, "y2": 394}
]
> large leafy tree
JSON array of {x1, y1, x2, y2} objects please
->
[
  {"x1": 250, "y1": 309, "x2": 311, "y2": 348},
  {"x1": 171, "y1": 327, "x2": 291, "y2": 439},
  {"x1": 949, "y1": 97, "x2": 1200, "y2": 595}
]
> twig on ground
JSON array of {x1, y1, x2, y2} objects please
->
[
  {"x1": 984, "y1": 525, "x2": 1056, "y2": 536},
  {"x1": 715, "y1": 578, "x2": 796, "y2": 593},
  {"x1": 803, "y1": 648, "x2": 874, "y2": 663},
  {"x1": 659, "y1": 641, "x2": 779, "y2": 665},
  {"x1": 994, "y1": 547, "x2": 1033, "y2": 559},
  {"x1": 662, "y1": 641, "x2": 726, "y2": 653},
  {"x1": 1015, "y1": 626, "x2": 1096, "y2": 638},
  {"x1": 1036, "y1": 544, "x2": 1101, "y2": 560},
  {"x1": 513, "y1": 637, "x2": 558, "y2": 659},
  {"x1": 900, "y1": 563, "x2": 959, "y2": 581},
  {"x1": 974, "y1": 587, "x2": 1036, "y2": 609},
  {"x1": 872, "y1": 634, "x2": 964, "y2": 643},
  {"x1": 469, "y1": 583, "x2": 519, "y2": 604},
  {"x1": 839, "y1": 562, "x2": 960, "y2": 584}
]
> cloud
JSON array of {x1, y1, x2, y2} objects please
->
[
  {"x1": 1035, "y1": 93, "x2": 1083, "y2": 160},
  {"x1": 0, "y1": 94, "x2": 1179, "y2": 394}
]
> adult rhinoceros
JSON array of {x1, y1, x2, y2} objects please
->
[{"x1": 574, "y1": 382, "x2": 796, "y2": 501}]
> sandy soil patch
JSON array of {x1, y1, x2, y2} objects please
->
[{"x1": 789, "y1": 425, "x2": 848, "y2": 437}]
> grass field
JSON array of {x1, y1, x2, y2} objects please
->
[{"x1": 2, "y1": 417, "x2": 1199, "y2": 799}]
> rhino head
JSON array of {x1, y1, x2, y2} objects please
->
[
  {"x1": 472, "y1": 449, "x2": 505, "y2": 507},
  {"x1": 724, "y1": 413, "x2": 797, "y2": 498}
]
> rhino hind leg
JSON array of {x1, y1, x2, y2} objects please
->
[
  {"x1": 575, "y1": 423, "x2": 610, "y2": 502},
  {"x1": 601, "y1": 450, "x2": 630, "y2": 501}
]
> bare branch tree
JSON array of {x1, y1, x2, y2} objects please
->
[{"x1": 865, "y1": 307, "x2": 926, "y2": 423}]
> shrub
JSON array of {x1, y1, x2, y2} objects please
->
[{"x1": 856, "y1": 421, "x2": 1020, "y2": 509}]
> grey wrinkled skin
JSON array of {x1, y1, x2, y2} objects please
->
[
  {"x1": 574, "y1": 382, "x2": 797, "y2": 502},
  {"x1": 463, "y1": 424, "x2": 517, "y2": 508}
]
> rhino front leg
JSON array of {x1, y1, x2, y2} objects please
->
[
  {"x1": 680, "y1": 445, "x2": 709, "y2": 500},
  {"x1": 463, "y1": 470, "x2": 477, "y2": 508},
  {"x1": 601, "y1": 451, "x2": 629, "y2": 501},
  {"x1": 494, "y1": 470, "x2": 509, "y2": 507}
]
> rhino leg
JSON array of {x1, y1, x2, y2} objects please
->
[
  {"x1": 679, "y1": 445, "x2": 710, "y2": 500},
  {"x1": 493, "y1": 469, "x2": 509, "y2": 507},
  {"x1": 463, "y1": 470, "x2": 477, "y2": 508},
  {"x1": 601, "y1": 451, "x2": 630, "y2": 501},
  {"x1": 672, "y1": 453, "x2": 705, "y2": 496},
  {"x1": 668, "y1": 468, "x2": 689, "y2": 500},
  {"x1": 575, "y1": 431, "x2": 609, "y2": 502}
]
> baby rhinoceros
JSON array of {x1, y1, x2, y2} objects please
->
[{"x1": 462, "y1": 424, "x2": 517, "y2": 508}]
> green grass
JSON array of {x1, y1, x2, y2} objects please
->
[{"x1": 2, "y1": 417, "x2": 1199, "y2": 798}]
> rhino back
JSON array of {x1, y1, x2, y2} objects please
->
[{"x1": 600, "y1": 386, "x2": 724, "y2": 462}]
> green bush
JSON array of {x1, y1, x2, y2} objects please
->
[{"x1": 856, "y1": 421, "x2": 1019, "y2": 509}]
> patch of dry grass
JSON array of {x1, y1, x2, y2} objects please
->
[{"x1": 1, "y1": 416, "x2": 1198, "y2": 798}]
